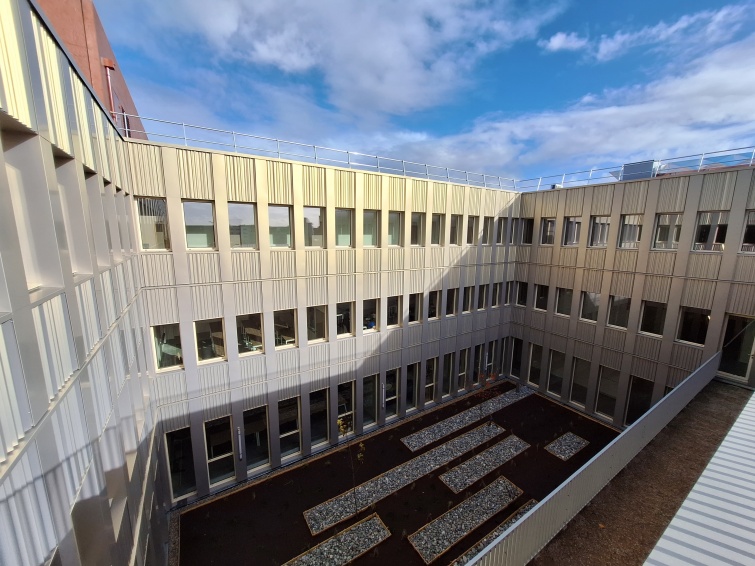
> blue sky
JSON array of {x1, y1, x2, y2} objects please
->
[{"x1": 96, "y1": 0, "x2": 755, "y2": 181}]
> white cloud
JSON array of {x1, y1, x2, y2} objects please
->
[{"x1": 538, "y1": 31, "x2": 588, "y2": 52}]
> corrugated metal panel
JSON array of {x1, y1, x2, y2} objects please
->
[
  {"x1": 159, "y1": 401, "x2": 190, "y2": 432},
  {"x1": 386, "y1": 272, "x2": 403, "y2": 296},
  {"x1": 508, "y1": 323, "x2": 524, "y2": 339},
  {"x1": 480, "y1": 246, "x2": 492, "y2": 265},
  {"x1": 276, "y1": 349, "x2": 300, "y2": 377},
  {"x1": 240, "y1": 383, "x2": 267, "y2": 411},
  {"x1": 450, "y1": 185, "x2": 465, "y2": 214},
  {"x1": 302, "y1": 165, "x2": 326, "y2": 206},
  {"x1": 424, "y1": 321, "x2": 441, "y2": 343},
  {"x1": 600, "y1": 348, "x2": 622, "y2": 370},
  {"x1": 232, "y1": 251, "x2": 261, "y2": 280},
  {"x1": 70, "y1": 75, "x2": 95, "y2": 169},
  {"x1": 670, "y1": 343, "x2": 703, "y2": 371},
  {"x1": 479, "y1": 264, "x2": 491, "y2": 282},
  {"x1": 565, "y1": 188, "x2": 584, "y2": 216},
  {"x1": 699, "y1": 171, "x2": 736, "y2": 210},
  {"x1": 337, "y1": 249, "x2": 356, "y2": 274},
  {"x1": 407, "y1": 270, "x2": 424, "y2": 293},
  {"x1": 334, "y1": 170, "x2": 355, "y2": 208},
  {"x1": 465, "y1": 246, "x2": 479, "y2": 265},
  {"x1": 202, "y1": 392, "x2": 231, "y2": 421},
  {"x1": 429, "y1": 247, "x2": 445, "y2": 268},
  {"x1": 267, "y1": 160, "x2": 294, "y2": 204},
  {"x1": 468, "y1": 188, "x2": 482, "y2": 215},
  {"x1": 585, "y1": 248, "x2": 606, "y2": 269},
  {"x1": 552, "y1": 267, "x2": 575, "y2": 289},
  {"x1": 658, "y1": 177, "x2": 688, "y2": 212},
  {"x1": 748, "y1": 173, "x2": 755, "y2": 208},
  {"x1": 519, "y1": 193, "x2": 536, "y2": 217},
  {"x1": 225, "y1": 155, "x2": 256, "y2": 202},
  {"x1": 0, "y1": 0, "x2": 34, "y2": 129},
  {"x1": 631, "y1": 357, "x2": 656, "y2": 382},
  {"x1": 540, "y1": 190, "x2": 559, "y2": 217},
  {"x1": 364, "y1": 248, "x2": 381, "y2": 272},
  {"x1": 128, "y1": 143, "x2": 164, "y2": 196},
  {"x1": 424, "y1": 268, "x2": 443, "y2": 291},
  {"x1": 191, "y1": 284, "x2": 224, "y2": 320},
  {"x1": 534, "y1": 246, "x2": 553, "y2": 265},
  {"x1": 473, "y1": 310, "x2": 488, "y2": 331},
  {"x1": 306, "y1": 250, "x2": 328, "y2": 276},
  {"x1": 363, "y1": 273, "x2": 380, "y2": 298},
  {"x1": 234, "y1": 282, "x2": 263, "y2": 314},
  {"x1": 388, "y1": 177, "x2": 406, "y2": 210},
  {"x1": 591, "y1": 185, "x2": 613, "y2": 215},
  {"x1": 685, "y1": 253, "x2": 721, "y2": 279},
  {"x1": 198, "y1": 363, "x2": 230, "y2": 395},
  {"x1": 621, "y1": 181, "x2": 649, "y2": 214},
  {"x1": 308, "y1": 343, "x2": 329, "y2": 369},
  {"x1": 559, "y1": 247, "x2": 578, "y2": 266},
  {"x1": 271, "y1": 250, "x2": 296, "y2": 279},
  {"x1": 603, "y1": 327, "x2": 626, "y2": 351},
  {"x1": 664, "y1": 367, "x2": 689, "y2": 388},
  {"x1": 336, "y1": 275, "x2": 355, "y2": 301},
  {"x1": 635, "y1": 334, "x2": 662, "y2": 359},
  {"x1": 645, "y1": 391, "x2": 755, "y2": 566},
  {"x1": 361, "y1": 355, "x2": 380, "y2": 376},
  {"x1": 388, "y1": 248, "x2": 404, "y2": 271},
  {"x1": 532, "y1": 265, "x2": 549, "y2": 285},
  {"x1": 530, "y1": 310, "x2": 546, "y2": 330},
  {"x1": 432, "y1": 183, "x2": 448, "y2": 212},
  {"x1": 144, "y1": 288, "x2": 179, "y2": 324},
  {"x1": 306, "y1": 277, "x2": 328, "y2": 306},
  {"x1": 614, "y1": 249, "x2": 638, "y2": 272},
  {"x1": 681, "y1": 279, "x2": 716, "y2": 309},
  {"x1": 177, "y1": 149, "x2": 213, "y2": 200},
  {"x1": 188, "y1": 252, "x2": 221, "y2": 283},
  {"x1": 152, "y1": 370, "x2": 187, "y2": 406},
  {"x1": 551, "y1": 316, "x2": 570, "y2": 336},
  {"x1": 462, "y1": 266, "x2": 476, "y2": 286},
  {"x1": 240, "y1": 355, "x2": 267, "y2": 385},
  {"x1": 484, "y1": 190, "x2": 497, "y2": 215},
  {"x1": 643, "y1": 275, "x2": 671, "y2": 303},
  {"x1": 307, "y1": 367, "x2": 330, "y2": 390},
  {"x1": 363, "y1": 174, "x2": 382, "y2": 209},
  {"x1": 575, "y1": 322, "x2": 596, "y2": 343},
  {"x1": 550, "y1": 334, "x2": 567, "y2": 352},
  {"x1": 382, "y1": 329, "x2": 403, "y2": 353},
  {"x1": 734, "y1": 255, "x2": 755, "y2": 282},
  {"x1": 611, "y1": 272, "x2": 635, "y2": 297},
  {"x1": 647, "y1": 252, "x2": 675, "y2": 275},
  {"x1": 363, "y1": 334, "x2": 381, "y2": 358},
  {"x1": 573, "y1": 340, "x2": 593, "y2": 361},
  {"x1": 511, "y1": 308, "x2": 525, "y2": 325},
  {"x1": 582, "y1": 270, "x2": 603, "y2": 293},
  {"x1": 334, "y1": 338, "x2": 357, "y2": 364},
  {"x1": 514, "y1": 263, "x2": 529, "y2": 282},
  {"x1": 727, "y1": 283, "x2": 755, "y2": 316},
  {"x1": 412, "y1": 180, "x2": 428, "y2": 212}
]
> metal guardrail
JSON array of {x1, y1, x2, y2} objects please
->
[{"x1": 116, "y1": 113, "x2": 755, "y2": 192}]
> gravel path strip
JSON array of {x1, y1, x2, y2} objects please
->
[
  {"x1": 304, "y1": 422, "x2": 505, "y2": 535},
  {"x1": 284, "y1": 514, "x2": 390, "y2": 566},
  {"x1": 545, "y1": 432, "x2": 589, "y2": 461},
  {"x1": 440, "y1": 435, "x2": 530, "y2": 493},
  {"x1": 408, "y1": 476, "x2": 522, "y2": 564},
  {"x1": 450, "y1": 499, "x2": 538, "y2": 566},
  {"x1": 402, "y1": 387, "x2": 534, "y2": 452}
]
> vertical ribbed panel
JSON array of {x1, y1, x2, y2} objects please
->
[
  {"x1": 160, "y1": 401, "x2": 190, "y2": 432},
  {"x1": 306, "y1": 250, "x2": 328, "y2": 276},
  {"x1": 573, "y1": 340, "x2": 593, "y2": 360},
  {"x1": 75, "y1": 279, "x2": 101, "y2": 354},
  {"x1": 388, "y1": 177, "x2": 406, "y2": 210},
  {"x1": 202, "y1": 392, "x2": 232, "y2": 421},
  {"x1": 591, "y1": 185, "x2": 613, "y2": 215},
  {"x1": 336, "y1": 275, "x2": 355, "y2": 301},
  {"x1": 267, "y1": 161, "x2": 294, "y2": 204},
  {"x1": 70, "y1": 75, "x2": 95, "y2": 169},
  {"x1": 647, "y1": 252, "x2": 675, "y2": 275},
  {"x1": 225, "y1": 155, "x2": 256, "y2": 202},
  {"x1": 559, "y1": 247, "x2": 578, "y2": 266},
  {"x1": 336, "y1": 249, "x2": 355, "y2": 274},
  {"x1": 575, "y1": 321, "x2": 596, "y2": 343},
  {"x1": 363, "y1": 273, "x2": 380, "y2": 298},
  {"x1": 635, "y1": 334, "x2": 662, "y2": 359},
  {"x1": 361, "y1": 354, "x2": 380, "y2": 375},
  {"x1": 191, "y1": 284, "x2": 224, "y2": 320},
  {"x1": 408, "y1": 248, "x2": 425, "y2": 269},
  {"x1": 241, "y1": 384, "x2": 267, "y2": 411},
  {"x1": 600, "y1": 348, "x2": 623, "y2": 370},
  {"x1": 0, "y1": 0, "x2": 34, "y2": 128},
  {"x1": 140, "y1": 253, "x2": 175, "y2": 286},
  {"x1": 232, "y1": 251, "x2": 261, "y2": 281},
  {"x1": 93, "y1": 106, "x2": 111, "y2": 180},
  {"x1": 699, "y1": 171, "x2": 736, "y2": 210},
  {"x1": 642, "y1": 276, "x2": 671, "y2": 303},
  {"x1": 424, "y1": 321, "x2": 441, "y2": 343},
  {"x1": 665, "y1": 367, "x2": 689, "y2": 387},
  {"x1": 308, "y1": 343, "x2": 329, "y2": 369},
  {"x1": 540, "y1": 190, "x2": 559, "y2": 216},
  {"x1": 613, "y1": 250, "x2": 637, "y2": 272},
  {"x1": 128, "y1": 143, "x2": 165, "y2": 196},
  {"x1": 386, "y1": 272, "x2": 403, "y2": 296},
  {"x1": 551, "y1": 316, "x2": 569, "y2": 336},
  {"x1": 511, "y1": 308, "x2": 525, "y2": 325},
  {"x1": 408, "y1": 270, "x2": 424, "y2": 292},
  {"x1": 177, "y1": 149, "x2": 213, "y2": 199},
  {"x1": 144, "y1": 288, "x2": 178, "y2": 324},
  {"x1": 621, "y1": 181, "x2": 648, "y2": 213},
  {"x1": 552, "y1": 267, "x2": 575, "y2": 288},
  {"x1": 234, "y1": 282, "x2": 263, "y2": 314},
  {"x1": 603, "y1": 328, "x2": 626, "y2": 351},
  {"x1": 240, "y1": 355, "x2": 267, "y2": 385},
  {"x1": 271, "y1": 279, "x2": 297, "y2": 309},
  {"x1": 429, "y1": 247, "x2": 445, "y2": 268},
  {"x1": 188, "y1": 252, "x2": 221, "y2": 283},
  {"x1": 457, "y1": 314, "x2": 473, "y2": 334},
  {"x1": 610, "y1": 272, "x2": 635, "y2": 297},
  {"x1": 363, "y1": 174, "x2": 382, "y2": 209},
  {"x1": 658, "y1": 177, "x2": 688, "y2": 212},
  {"x1": 680, "y1": 279, "x2": 716, "y2": 309},
  {"x1": 32, "y1": 295, "x2": 77, "y2": 400},
  {"x1": 519, "y1": 193, "x2": 535, "y2": 217},
  {"x1": 565, "y1": 188, "x2": 584, "y2": 216},
  {"x1": 432, "y1": 183, "x2": 448, "y2": 212},
  {"x1": 363, "y1": 335, "x2": 381, "y2": 358},
  {"x1": 726, "y1": 283, "x2": 755, "y2": 316},
  {"x1": 734, "y1": 255, "x2": 755, "y2": 282},
  {"x1": 535, "y1": 246, "x2": 553, "y2": 265},
  {"x1": 450, "y1": 185, "x2": 465, "y2": 214},
  {"x1": 270, "y1": 251, "x2": 296, "y2": 278},
  {"x1": 307, "y1": 368, "x2": 329, "y2": 390},
  {"x1": 582, "y1": 270, "x2": 603, "y2": 293},
  {"x1": 748, "y1": 174, "x2": 755, "y2": 208},
  {"x1": 514, "y1": 263, "x2": 529, "y2": 281},
  {"x1": 387, "y1": 248, "x2": 404, "y2": 271},
  {"x1": 333, "y1": 338, "x2": 357, "y2": 364},
  {"x1": 530, "y1": 311, "x2": 546, "y2": 330},
  {"x1": 631, "y1": 357, "x2": 656, "y2": 381},
  {"x1": 532, "y1": 265, "x2": 548, "y2": 285},
  {"x1": 406, "y1": 325, "x2": 423, "y2": 346},
  {"x1": 334, "y1": 170, "x2": 355, "y2": 207},
  {"x1": 302, "y1": 165, "x2": 326, "y2": 206},
  {"x1": 685, "y1": 253, "x2": 721, "y2": 279},
  {"x1": 364, "y1": 248, "x2": 381, "y2": 272},
  {"x1": 671, "y1": 343, "x2": 703, "y2": 371},
  {"x1": 152, "y1": 370, "x2": 187, "y2": 406},
  {"x1": 468, "y1": 188, "x2": 482, "y2": 215},
  {"x1": 198, "y1": 363, "x2": 230, "y2": 395},
  {"x1": 465, "y1": 247, "x2": 479, "y2": 265},
  {"x1": 585, "y1": 248, "x2": 606, "y2": 269},
  {"x1": 306, "y1": 277, "x2": 328, "y2": 306},
  {"x1": 0, "y1": 322, "x2": 27, "y2": 461},
  {"x1": 382, "y1": 329, "x2": 403, "y2": 352},
  {"x1": 412, "y1": 180, "x2": 428, "y2": 212},
  {"x1": 276, "y1": 349, "x2": 300, "y2": 377},
  {"x1": 480, "y1": 246, "x2": 492, "y2": 264}
]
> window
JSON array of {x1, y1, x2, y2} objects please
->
[
  {"x1": 303, "y1": 207, "x2": 325, "y2": 247},
  {"x1": 388, "y1": 212, "x2": 403, "y2": 246},
  {"x1": 237, "y1": 313, "x2": 263, "y2": 354},
  {"x1": 640, "y1": 301, "x2": 666, "y2": 335},
  {"x1": 137, "y1": 197, "x2": 170, "y2": 250},
  {"x1": 363, "y1": 375, "x2": 378, "y2": 426},
  {"x1": 431, "y1": 214, "x2": 444, "y2": 245},
  {"x1": 563, "y1": 217, "x2": 581, "y2": 246},
  {"x1": 534, "y1": 284, "x2": 548, "y2": 311},
  {"x1": 278, "y1": 397, "x2": 300, "y2": 457},
  {"x1": 505, "y1": 281, "x2": 514, "y2": 305},
  {"x1": 589, "y1": 216, "x2": 610, "y2": 247},
  {"x1": 363, "y1": 299, "x2": 378, "y2": 331},
  {"x1": 618, "y1": 215, "x2": 642, "y2": 249},
  {"x1": 406, "y1": 363, "x2": 419, "y2": 410},
  {"x1": 482, "y1": 216, "x2": 494, "y2": 245},
  {"x1": 653, "y1": 214, "x2": 682, "y2": 249},
  {"x1": 608, "y1": 296, "x2": 631, "y2": 328},
  {"x1": 450, "y1": 215, "x2": 463, "y2": 245},
  {"x1": 364, "y1": 210, "x2": 379, "y2": 246},
  {"x1": 477, "y1": 284, "x2": 488, "y2": 310},
  {"x1": 508, "y1": 219, "x2": 517, "y2": 245},
  {"x1": 385, "y1": 369, "x2": 399, "y2": 417},
  {"x1": 472, "y1": 344, "x2": 484, "y2": 384},
  {"x1": 428, "y1": 291, "x2": 440, "y2": 319},
  {"x1": 541, "y1": 218, "x2": 556, "y2": 245},
  {"x1": 335, "y1": 209, "x2": 353, "y2": 247},
  {"x1": 442, "y1": 353, "x2": 454, "y2": 396},
  {"x1": 516, "y1": 281, "x2": 528, "y2": 307},
  {"x1": 387, "y1": 296, "x2": 401, "y2": 327},
  {"x1": 487, "y1": 340, "x2": 497, "y2": 378},
  {"x1": 520, "y1": 218, "x2": 534, "y2": 245},
  {"x1": 166, "y1": 427, "x2": 196, "y2": 498},
  {"x1": 408, "y1": 293, "x2": 422, "y2": 323},
  {"x1": 597, "y1": 367, "x2": 620, "y2": 418},
  {"x1": 570, "y1": 358, "x2": 590, "y2": 406},
  {"x1": 677, "y1": 307, "x2": 710, "y2": 345},
  {"x1": 336, "y1": 302, "x2": 353, "y2": 336},
  {"x1": 492, "y1": 283, "x2": 502, "y2": 307},
  {"x1": 204, "y1": 417, "x2": 234, "y2": 484},
  {"x1": 580, "y1": 292, "x2": 600, "y2": 321},
  {"x1": 269, "y1": 205, "x2": 292, "y2": 248},
  {"x1": 510, "y1": 338, "x2": 522, "y2": 377},
  {"x1": 337, "y1": 382, "x2": 354, "y2": 434},
  {"x1": 742, "y1": 211, "x2": 755, "y2": 252},
  {"x1": 694, "y1": 211, "x2": 728, "y2": 251},
  {"x1": 548, "y1": 351, "x2": 565, "y2": 396},
  {"x1": 458, "y1": 348, "x2": 469, "y2": 390},
  {"x1": 228, "y1": 203, "x2": 257, "y2": 248},
  {"x1": 462, "y1": 286, "x2": 474, "y2": 312},
  {"x1": 556, "y1": 288, "x2": 572, "y2": 316},
  {"x1": 153, "y1": 323, "x2": 182, "y2": 369},
  {"x1": 183, "y1": 201, "x2": 215, "y2": 248},
  {"x1": 496, "y1": 217, "x2": 507, "y2": 245},
  {"x1": 446, "y1": 288, "x2": 458, "y2": 316},
  {"x1": 243, "y1": 406, "x2": 269, "y2": 470},
  {"x1": 466, "y1": 216, "x2": 479, "y2": 245},
  {"x1": 425, "y1": 358, "x2": 438, "y2": 403},
  {"x1": 410, "y1": 213, "x2": 424, "y2": 246},
  {"x1": 304, "y1": 305, "x2": 328, "y2": 343},
  {"x1": 625, "y1": 376, "x2": 654, "y2": 425},
  {"x1": 274, "y1": 309, "x2": 297, "y2": 347},
  {"x1": 195, "y1": 318, "x2": 225, "y2": 361},
  {"x1": 310, "y1": 389, "x2": 329, "y2": 446},
  {"x1": 528, "y1": 344, "x2": 542, "y2": 386}
]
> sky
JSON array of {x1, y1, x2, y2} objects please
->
[{"x1": 96, "y1": 0, "x2": 755, "y2": 182}]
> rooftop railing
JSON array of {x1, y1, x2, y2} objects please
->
[{"x1": 117, "y1": 113, "x2": 755, "y2": 192}]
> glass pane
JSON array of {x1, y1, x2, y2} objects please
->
[
  {"x1": 496, "y1": 218, "x2": 507, "y2": 244},
  {"x1": 425, "y1": 358, "x2": 437, "y2": 403},
  {"x1": 641, "y1": 302, "x2": 666, "y2": 335},
  {"x1": 411, "y1": 213, "x2": 424, "y2": 246},
  {"x1": 274, "y1": 309, "x2": 297, "y2": 347},
  {"x1": 482, "y1": 217, "x2": 493, "y2": 244},
  {"x1": 528, "y1": 344, "x2": 542, "y2": 385},
  {"x1": 388, "y1": 212, "x2": 402, "y2": 245},
  {"x1": 387, "y1": 296, "x2": 400, "y2": 326},
  {"x1": 336, "y1": 302, "x2": 353, "y2": 335},
  {"x1": 335, "y1": 209, "x2": 352, "y2": 247},
  {"x1": 385, "y1": 369, "x2": 399, "y2": 417},
  {"x1": 571, "y1": 358, "x2": 590, "y2": 405},
  {"x1": 303, "y1": 207, "x2": 325, "y2": 247},
  {"x1": 516, "y1": 282, "x2": 528, "y2": 306},
  {"x1": 608, "y1": 296, "x2": 631, "y2": 328},
  {"x1": 269, "y1": 206, "x2": 292, "y2": 247},
  {"x1": 307, "y1": 306, "x2": 327, "y2": 341},
  {"x1": 678, "y1": 308, "x2": 710, "y2": 344},
  {"x1": 520, "y1": 219, "x2": 534, "y2": 244},
  {"x1": 205, "y1": 417, "x2": 233, "y2": 459},
  {"x1": 511, "y1": 338, "x2": 522, "y2": 377},
  {"x1": 167, "y1": 427, "x2": 195, "y2": 498},
  {"x1": 278, "y1": 398, "x2": 300, "y2": 457},
  {"x1": 195, "y1": 318, "x2": 224, "y2": 360},
  {"x1": 138, "y1": 197, "x2": 170, "y2": 250},
  {"x1": 363, "y1": 375, "x2": 378, "y2": 425},
  {"x1": 597, "y1": 367, "x2": 620, "y2": 417},
  {"x1": 364, "y1": 210, "x2": 379, "y2": 246},
  {"x1": 581, "y1": 292, "x2": 599, "y2": 321},
  {"x1": 154, "y1": 323, "x2": 182, "y2": 369},
  {"x1": 228, "y1": 203, "x2": 257, "y2": 248},
  {"x1": 208, "y1": 456, "x2": 235, "y2": 484},
  {"x1": 363, "y1": 299, "x2": 378, "y2": 331},
  {"x1": 237, "y1": 313, "x2": 263, "y2": 354},
  {"x1": 450, "y1": 215, "x2": 461, "y2": 245},
  {"x1": 477, "y1": 285, "x2": 487, "y2": 310},
  {"x1": 408, "y1": 294, "x2": 421, "y2": 322},
  {"x1": 184, "y1": 201, "x2": 215, "y2": 248},
  {"x1": 406, "y1": 364, "x2": 418, "y2": 409},
  {"x1": 244, "y1": 406, "x2": 269, "y2": 469},
  {"x1": 535, "y1": 285, "x2": 548, "y2": 310},
  {"x1": 548, "y1": 351, "x2": 565, "y2": 395},
  {"x1": 428, "y1": 291, "x2": 439, "y2": 319},
  {"x1": 431, "y1": 214, "x2": 443, "y2": 245},
  {"x1": 337, "y1": 383, "x2": 354, "y2": 434},
  {"x1": 446, "y1": 288, "x2": 457, "y2": 316},
  {"x1": 442, "y1": 353, "x2": 454, "y2": 395},
  {"x1": 720, "y1": 316, "x2": 755, "y2": 377},
  {"x1": 310, "y1": 389, "x2": 329, "y2": 445},
  {"x1": 467, "y1": 216, "x2": 478, "y2": 244},
  {"x1": 625, "y1": 376, "x2": 653, "y2": 425}
]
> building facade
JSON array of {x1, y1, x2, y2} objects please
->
[{"x1": 1, "y1": 0, "x2": 754, "y2": 565}]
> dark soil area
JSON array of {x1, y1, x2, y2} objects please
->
[{"x1": 179, "y1": 381, "x2": 619, "y2": 566}]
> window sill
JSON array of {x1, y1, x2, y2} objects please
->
[
  {"x1": 578, "y1": 318, "x2": 598, "y2": 324},
  {"x1": 386, "y1": 325, "x2": 401, "y2": 330},
  {"x1": 638, "y1": 331, "x2": 663, "y2": 339},
  {"x1": 275, "y1": 344, "x2": 298, "y2": 350},
  {"x1": 674, "y1": 339, "x2": 705, "y2": 348},
  {"x1": 533, "y1": 307, "x2": 547, "y2": 312},
  {"x1": 554, "y1": 312, "x2": 570, "y2": 318},
  {"x1": 140, "y1": 248, "x2": 171, "y2": 252},
  {"x1": 197, "y1": 357, "x2": 226, "y2": 365},
  {"x1": 187, "y1": 248, "x2": 218, "y2": 252},
  {"x1": 239, "y1": 349, "x2": 264, "y2": 357},
  {"x1": 606, "y1": 324, "x2": 628, "y2": 331},
  {"x1": 231, "y1": 246, "x2": 259, "y2": 251},
  {"x1": 156, "y1": 365, "x2": 184, "y2": 373},
  {"x1": 337, "y1": 334, "x2": 354, "y2": 339}
]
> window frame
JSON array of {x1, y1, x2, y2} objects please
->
[
  {"x1": 410, "y1": 212, "x2": 425, "y2": 246},
  {"x1": 466, "y1": 216, "x2": 479, "y2": 245},
  {"x1": 430, "y1": 214, "x2": 444, "y2": 246},
  {"x1": 195, "y1": 318, "x2": 226, "y2": 362},
  {"x1": 446, "y1": 288, "x2": 458, "y2": 316},
  {"x1": 137, "y1": 196, "x2": 171, "y2": 250},
  {"x1": 363, "y1": 298, "x2": 379, "y2": 332},
  {"x1": 387, "y1": 295, "x2": 402, "y2": 327},
  {"x1": 334, "y1": 208, "x2": 353, "y2": 248},
  {"x1": 336, "y1": 302, "x2": 354, "y2": 337},
  {"x1": 676, "y1": 306, "x2": 710, "y2": 345},
  {"x1": 653, "y1": 213, "x2": 682, "y2": 250},
  {"x1": 588, "y1": 216, "x2": 610, "y2": 248},
  {"x1": 237, "y1": 312, "x2": 264, "y2": 355},
  {"x1": 579, "y1": 291, "x2": 600, "y2": 322},
  {"x1": 303, "y1": 206, "x2": 326, "y2": 248},
  {"x1": 534, "y1": 284, "x2": 548, "y2": 311},
  {"x1": 449, "y1": 215, "x2": 462, "y2": 246},
  {"x1": 228, "y1": 202, "x2": 258, "y2": 249},
  {"x1": 183, "y1": 200, "x2": 217, "y2": 250},
  {"x1": 408, "y1": 293, "x2": 422, "y2": 324},
  {"x1": 268, "y1": 205, "x2": 293, "y2": 249},
  {"x1": 607, "y1": 296, "x2": 631, "y2": 329},
  {"x1": 563, "y1": 216, "x2": 582, "y2": 246},
  {"x1": 555, "y1": 287, "x2": 572, "y2": 316},
  {"x1": 515, "y1": 281, "x2": 528, "y2": 307},
  {"x1": 363, "y1": 209, "x2": 380, "y2": 247},
  {"x1": 618, "y1": 214, "x2": 642, "y2": 249},
  {"x1": 387, "y1": 211, "x2": 403, "y2": 246},
  {"x1": 519, "y1": 218, "x2": 534, "y2": 245},
  {"x1": 693, "y1": 211, "x2": 729, "y2": 251},
  {"x1": 639, "y1": 301, "x2": 667, "y2": 336},
  {"x1": 540, "y1": 218, "x2": 556, "y2": 245},
  {"x1": 481, "y1": 216, "x2": 494, "y2": 245},
  {"x1": 273, "y1": 309, "x2": 298, "y2": 349}
]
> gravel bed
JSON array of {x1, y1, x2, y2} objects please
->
[
  {"x1": 304, "y1": 422, "x2": 505, "y2": 535},
  {"x1": 440, "y1": 435, "x2": 530, "y2": 493},
  {"x1": 450, "y1": 499, "x2": 538, "y2": 566},
  {"x1": 402, "y1": 387, "x2": 534, "y2": 452},
  {"x1": 544, "y1": 432, "x2": 589, "y2": 461},
  {"x1": 284, "y1": 514, "x2": 390, "y2": 566},
  {"x1": 408, "y1": 476, "x2": 522, "y2": 564}
]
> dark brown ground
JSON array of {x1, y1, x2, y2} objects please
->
[
  {"x1": 529, "y1": 380, "x2": 752, "y2": 566},
  {"x1": 178, "y1": 381, "x2": 618, "y2": 566}
]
